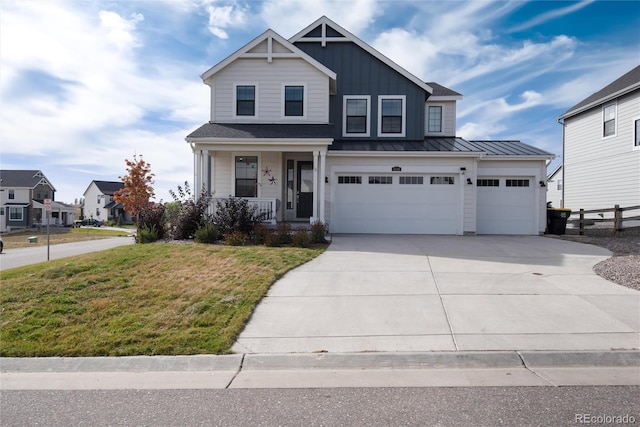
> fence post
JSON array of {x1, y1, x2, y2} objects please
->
[
  {"x1": 579, "y1": 209, "x2": 584, "y2": 236},
  {"x1": 614, "y1": 204, "x2": 622, "y2": 232}
]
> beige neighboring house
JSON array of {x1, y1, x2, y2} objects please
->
[
  {"x1": 558, "y1": 65, "x2": 640, "y2": 211},
  {"x1": 82, "y1": 180, "x2": 133, "y2": 223},
  {"x1": 0, "y1": 169, "x2": 74, "y2": 232}
]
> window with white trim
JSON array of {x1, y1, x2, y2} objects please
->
[
  {"x1": 343, "y1": 96, "x2": 370, "y2": 136},
  {"x1": 428, "y1": 106, "x2": 442, "y2": 133},
  {"x1": 8, "y1": 189, "x2": 15, "y2": 199},
  {"x1": 369, "y1": 176, "x2": 392, "y2": 184},
  {"x1": 430, "y1": 176, "x2": 455, "y2": 185},
  {"x1": 399, "y1": 176, "x2": 423, "y2": 185},
  {"x1": 338, "y1": 176, "x2": 362, "y2": 184},
  {"x1": 284, "y1": 85, "x2": 304, "y2": 117},
  {"x1": 634, "y1": 119, "x2": 640, "y2": 147},
  {"x1": 235, "y1": 85, "x2": 256, "y2": 116},
  {"x1": 557, "y1": 179, "x2": 563, "y2": 191},
  {"x1": 235, "y1": 156, "x2": 259, "y2": 197},
  {"x1": 9, "y1": 207, "x2": 22, "y2": 221},
  {"x1": 603, "y1": 104, "x2": 616, "y2": 137},
  {"x1": 378, "y1": 96, "x2": 406, "y2": 136}
]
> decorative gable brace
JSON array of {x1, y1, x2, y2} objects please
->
[{"x1": 200, "y1": 29, "x2": 337, "y2": 91}]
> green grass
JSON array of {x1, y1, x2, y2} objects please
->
[{"x1": 0, "y1": 243, "x2": 325, "y2": 356}]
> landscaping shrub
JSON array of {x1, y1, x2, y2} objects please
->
[
  {"x1": 213, "y1": 197, "x2": 266, "y2": 237},
  {"x1": 263, "y1": 230, "x2": 279, "y2": 247},
  {"x1": 138, "y1": 225, "x2": 158, "y2": 244},
  {"x1": 137, "y1": 203, "x2": 166, "y2": 240},
  {"x1": 253, "y1": 223, "x2": 268, "y2": 245},
  {"x1": 224, "y1": 231, "x2": 248, "y2": 246},
  {"x1": 292, "y1": 229, "x2": 311, "y2": 248},
  {"x1": 169, "y1": 182, "x2": 210, "y2": 240},
  {"x1": 276, "y1": 222, "x2": 293, "y2": 245},
  {"x1": 310, "y1": 220, "x2": 328, "y2": 243},
  {"x1": 194, "y1": 223, "x2": 218, "y2": 244}
]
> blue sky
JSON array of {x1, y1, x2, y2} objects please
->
[{"x1": 1, "y1": 0, "x2": 638, "y2": 203}]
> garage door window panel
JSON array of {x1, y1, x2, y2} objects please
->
[
  {"x1": 430, "y1": 176, "x2": 455, "y2": 185},
  {"x1": 399, "y1": 176, "x2": 423, "y2": 185},
  {"x1": 338, "y1": 176, "x2": 362, "y2": 184},
  {"x1": 506, "y1": 179, "x2": 530, "y2": 187},
  {"x1": 369, "y1": 176, "x2": 393, "y2": 184},
  {"x1": 477, "y1": 179, "x2": 500, "y2": 187}
]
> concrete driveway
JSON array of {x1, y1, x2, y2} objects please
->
[{"x1": 233, "y1": 235, "x2": 640, "y2": 354}]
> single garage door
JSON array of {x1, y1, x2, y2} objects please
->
[
  {"x1": 332, "y1": 174, "x2": 459, "y2": 234},
  {"x1": 476, "y1": 177, "x2": 536, "y2": 235}
]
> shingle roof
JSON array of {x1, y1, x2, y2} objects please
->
[
  {"x1": 93, "y1": 181, "x2": 124, "y2": 194},
  {"x1": 331, "y1": 138, "x2": 553, "y2": 157},
  {"x1": 559, "y1": 65, "x2": 640, "y2": 119},
  {"x1": 426, "y1": 82, "x2": 462, "y2": 98},
  {"x1": 468, "y1": 140, "x2": 553, "y2": 156},
  {"x1": 0, "y1": 170, "x2": 55, "y2": 189},
  {"x1": 186, "y1": 123, "x2": 335, "y2": 139}
]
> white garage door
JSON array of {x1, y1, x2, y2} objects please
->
[
  {"x1": 477, "y1": 177, "x2": 536, "y2": 235},
  {"x1": 332, "y1": 174, "x2": 459, "y2": 234}
]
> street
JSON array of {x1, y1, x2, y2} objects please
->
[{"x1": 2, "y1": 386, "x2": 638, "y2": 426}]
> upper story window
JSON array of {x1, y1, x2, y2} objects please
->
[
  {"x1": 378, "y1": 96, "x2": 406, "y2": 137},
  {"x1": 9, "y1": 206, "x2": 22, "y2": 221},
  {"x1": 235, "y1": 85, "x2": 256, "y2": 116},
  {"x1": 603, "y1": 104, "x2": 616, "y2": 137},
  {"x1": 343, "y1": 96, "x2": 370, "y2": 137},
  {"x1": 235, "y1": 156, "x2": 258, "y2": 198},
  {"x1": 557, "y1": 179, "x2": 563, "y2": 191},
  {"x1": 634, "y1": 119, "x2": 640, "y2": 147},
  {"x1": 8, "y1": 189, "x2": 15, "y2": 199},
  {"x1": 428, "y1": 106, "x2": 442, "y2": 133},
  {"x1": 284, "y1": 85, "x2": 304, "y2": 117}
]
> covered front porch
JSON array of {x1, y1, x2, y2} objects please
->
[{"x1": 191, "y1": 142, "x2": 331, "y2": 225}]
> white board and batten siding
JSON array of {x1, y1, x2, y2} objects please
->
[
  {"x1": 563, "y1": 91, "x2": 640, "y2": 211},
  {"x1": 209, "y1": 58, "x2": 330, "y2": 123}
]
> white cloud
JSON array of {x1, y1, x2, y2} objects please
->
[
  {"x1": 509, "y1": 0, "x2": 596, "y2": 33},
  {"x1": 205, "y1": 1, "x2": 247, "y2": 39},
  {"x1": 99, "y1": 11, "x2": 144, "y2": 51}
]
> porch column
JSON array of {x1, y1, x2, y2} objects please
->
[
  {"x1": 312, "y1": 150, "x2": 319, "y2": 223},
  {"x1": 194, "y1": 149, "x2": 204, "y2": 200},
  {"x1": 319, "y1": 151, "x2": 326, "y2": 223}
]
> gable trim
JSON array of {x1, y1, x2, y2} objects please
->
[
  {"x1": 290, "y1": 16, "x2": 432, "y2": 94},
  {"x1": 201, "y1": 29, "x2": 337, "y2": 83}
]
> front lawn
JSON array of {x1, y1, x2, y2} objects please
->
[
  {"x1": 0, "y1": 243, "x2": 325, "y2": 356},
  {"x1": 2, "y1": 228, "x2": 131, "y2": 250}
]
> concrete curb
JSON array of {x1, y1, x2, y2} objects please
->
[{"x1": 2, "y1": 350, "x2": 639, "y2": 373}]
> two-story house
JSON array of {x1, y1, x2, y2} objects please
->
[
  {"x1": 558, "y1": 65, "x2": 640, "y2": 211},
  {"x1": 0, "y1": 170, "x2": 74, "y2": 232},
  {"x1": 186, "y1": 16, "x2": 553, "y2": 235},
  {"x1": 82, "y1": 180, "x2": 132, "y2": 223}
]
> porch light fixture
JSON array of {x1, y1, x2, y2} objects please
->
[
  {"x1": 539, "y1": 181, "x2": 546, "y2": 187},
  {"x1": 466, "y1": 178, "x2": 473, "y2": 185}
]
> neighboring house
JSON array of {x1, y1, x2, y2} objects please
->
[
  {"x1": 82, "y1": 180, "x2": 132, "y2": 223},
  {"x1": 558, "y1": 65, "x2": 640, "y2": 211},
  {"x1": 0, "y1": 169, "x2": 74, "y2": 232},
  {"x1": 186, "y1": 16, "x2": 554, "y2": 235},
  {"x1": 546, "y1": 164, "x2": 563, "y2": 208}
]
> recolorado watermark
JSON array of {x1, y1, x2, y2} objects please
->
[{"x1": 575, "y1": 413, "x2": 636, "y2": 424}]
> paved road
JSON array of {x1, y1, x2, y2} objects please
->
[
  {"x1": 0, "y1": 237, "x2": 134, "y2": 270},
  {"x1": 2, "y1": 386, "x2": 638, "y2": 426}
]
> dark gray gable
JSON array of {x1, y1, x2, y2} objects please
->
[
  {"x1": 94, "y1": 181, "x2": 125, "y2": 195},
  {"x1": 0, "y1": 169, "x2": 53, "y2": 189},
  {"x1": 560, "y1": 65, "x2": 640, "y2": 119}
]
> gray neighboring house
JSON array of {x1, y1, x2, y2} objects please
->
[
  {"x1": 82, "y1": 180, "x2": 133, "y2": 223},
  {"x1": 187, "y1": 16, "x2": 554, "y2": 235},
  {"x1": 546, "y1": 164, "x2": 563, "y2": 209},
  {"x1": 558, "y1": 65, "x2": 640, "y2": 211},
  {"x1": 0, "y1": 169, "x2": 74, "y2": 232}
]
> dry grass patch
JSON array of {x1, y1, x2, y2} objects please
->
[
  {"x1": 2, "y1": 228, "x2": 131, "y2": 249},
  {"x1": 0, "y1": 242, "x2": 325, "y2": 356}
]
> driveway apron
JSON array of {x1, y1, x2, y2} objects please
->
[{"x1": 232, "y1": 235, "x2": 640, "y2": 354}]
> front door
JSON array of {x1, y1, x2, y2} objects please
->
[{"x1": 297, "y1": 161, "x2": 314, "y2": 218}]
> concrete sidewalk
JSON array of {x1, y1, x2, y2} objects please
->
[
  {"x1": 233, "y1": 235, "x2": 640, "y2": 354},
  {"x1": 2, "y1": 351, "x2": 639, "y2": 389}
]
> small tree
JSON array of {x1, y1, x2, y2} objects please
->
[
  {"x1": 168, "y1": 181, "x2": 211, "y2": 240},
  {"x1": 113, "y1": 155, "x2": 155, "y2": 227}
]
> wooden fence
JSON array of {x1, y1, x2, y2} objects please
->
[{"x1": 569, "y1": 204, "x2": 640, "y2": 235}]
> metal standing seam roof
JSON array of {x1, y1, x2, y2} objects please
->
[
  {"x1": 468, "y1": 140, "x2": 553, "y2": 156},
  {"x1": 329, "y1": 138, "x2": 482, "y2": 153}
]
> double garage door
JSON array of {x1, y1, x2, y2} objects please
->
[
  {"x1": 332, "y1": 173, "x2": 459, "y2": 234},
  {"x1": 331, "y1": 173, "x2": 537, "y2": 235}
]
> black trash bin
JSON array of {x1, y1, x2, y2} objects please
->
[{"x1": 547, "y1": 208, "x2": 571, "y2": 235}]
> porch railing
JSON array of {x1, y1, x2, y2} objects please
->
[{"x1": 210, "y1": 197, "x2": 277, "y2": 225}]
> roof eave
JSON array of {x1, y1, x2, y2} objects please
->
[
  {"x1": 558, "y1": 82, "x2": 640, "y2": 120},
  {"x1": 327, "y1": 150, "x2": 483, "y2": 158},
  {"x1": 481, "y1": 154, "x2": 555, "y2": 161}
]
